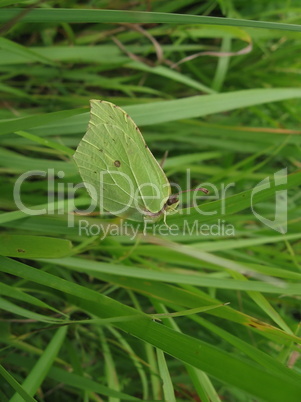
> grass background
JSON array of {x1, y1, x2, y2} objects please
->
[{"x1": 1, "y1": 1, "x2": 301, "y2": 401}]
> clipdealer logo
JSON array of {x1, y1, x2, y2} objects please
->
[{"x1": 12, "y1": 168, "x2": 288, "y2": 236}]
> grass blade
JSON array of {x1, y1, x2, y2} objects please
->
[{"x1": 9, "y1": 326, "x2": 67, "y2": 402}]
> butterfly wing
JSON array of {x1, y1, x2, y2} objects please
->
[{"x1": 73, "y1": 100, "x2": 170, "y2": 221}]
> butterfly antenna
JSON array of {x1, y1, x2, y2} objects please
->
[{"x1": 177, "y1": 187, "x2": 209, "y2": 196}]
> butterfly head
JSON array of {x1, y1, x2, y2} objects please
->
[{"x1": 165, "y1": 194, "x2": 180, "y2": 213}]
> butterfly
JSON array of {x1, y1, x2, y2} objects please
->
[{"x1": 73, "y1": 100, "x2": 180, "y2": 223}]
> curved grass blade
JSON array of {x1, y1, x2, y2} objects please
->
[{"x1": 0, "y1": 9, "x2": 301, "y2": 32}]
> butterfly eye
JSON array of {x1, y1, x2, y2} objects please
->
[{"x1": 167, "y1": 196, "x2": 179, "y2": 206}]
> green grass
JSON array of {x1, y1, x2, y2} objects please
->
[{"x1": 1, "y1": 1, "x2": 301, "y2": 401}]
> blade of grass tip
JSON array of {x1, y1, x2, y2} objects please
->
[
  {"x1": 1, "y1": 9, "x2": 301, "y2": 32},
  {"x1": 15, "y1": 131, "x2": 74, "y2": 157},
  {"x1": 0, "y1": 197, "x2": 90, "y2": 225},
  {"x1": 126, "y1": 61, "x2": 216, "y2": 94},
  {"x1": 156, "y1": 348, "x2": 176, "y2": 402},
  {"x1": 125, "y1": 88, "x2": 301, "y2": 126},
  {"x1": 0, "y1": 282, "x2": 65, "y2": 316},
  {"x1": 0, "y1": 364, "x2": 37, "y2": 402},
  {"x1": 63, "y1": 315, "x2": 146, "y2": 325},
  {"x1": 228, "y1": 271, "x2": 294, "y2": 334},
  {"x1": 0, "y1": 107, "x2": 86, "y2": 137},
  {"x1": 0, "y1": 296, "x2": 65, "y2": 323},
  {"x1": 0, "y1": 37, "x2": 56, "y2": 66},
  {"x1": 10, "y1": 326, "x2": 67, "y2": 402},
  {"x1": 150, "y1": 303, "x2": 229, "y2": 319},
  {"x1": 283, "y1": 238, "x2": 301, "y2": 272}
]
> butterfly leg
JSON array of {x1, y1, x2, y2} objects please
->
[{"x1": 163, "y1": 211, "x2": 171, "y2": 229}]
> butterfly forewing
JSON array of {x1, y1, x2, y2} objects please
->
[{"x1": 73, "y1": 100, "x2": 170, "y2": 221}]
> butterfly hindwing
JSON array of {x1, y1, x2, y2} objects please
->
[{"x1": 73, "y1": 100, "x2": 170, "y2": 221}]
